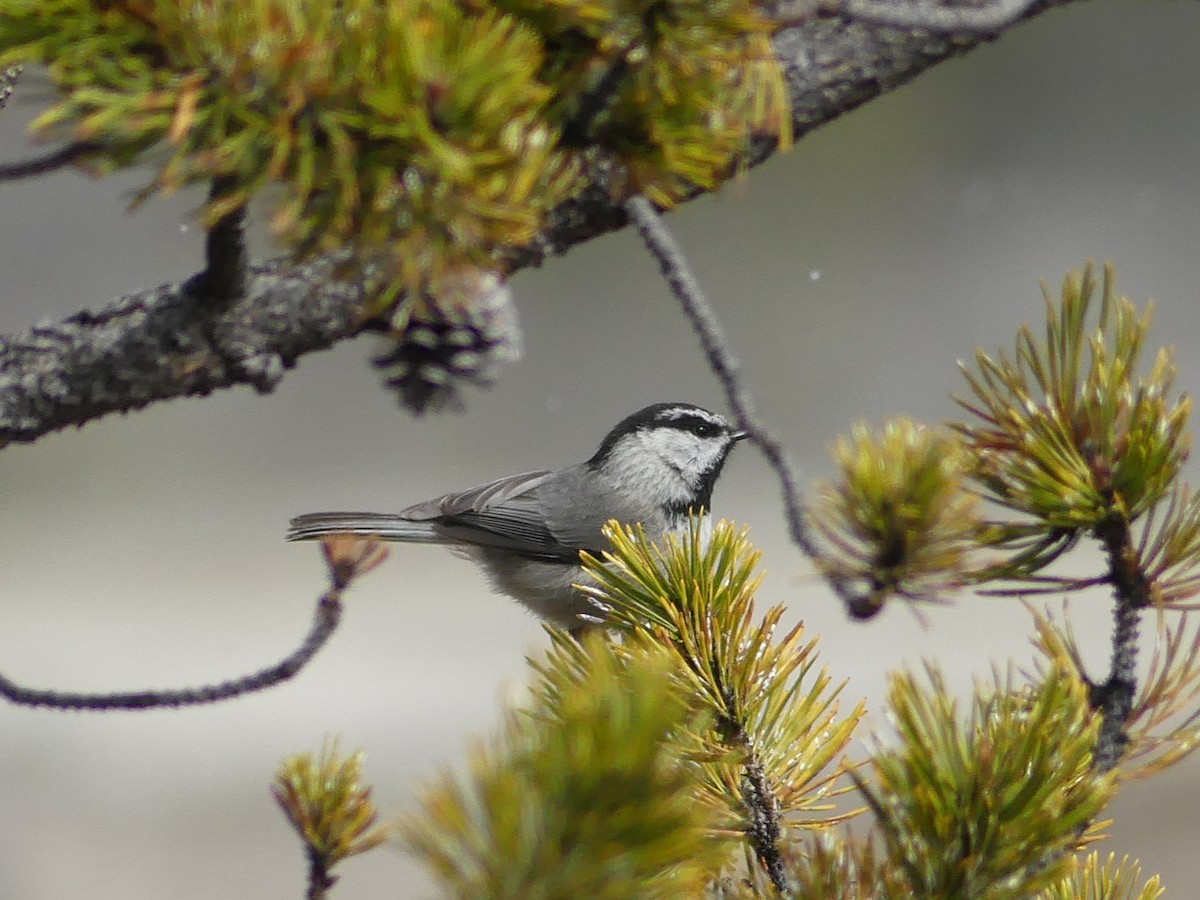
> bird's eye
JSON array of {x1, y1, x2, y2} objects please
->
[{"x1": 692, "y1": 422, "x2": 719, "y2": 438}]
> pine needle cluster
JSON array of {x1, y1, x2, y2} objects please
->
[
  {"x1": 779, "y1": 657, "x2": 1119, "y2": 899},
  {"x1": 808, "y1": 261, "x2": 1200, "y2": 772},
  {"x1": 403, "y1": 638, "x2": 720, "y2": 899},
  {"x1": 1040, "y1": 852, "x2": 1163, "y2": 900},
  {"x1": 811, "y1": 263, "x2": 1198, "y2": 612},
  {"x1": 578, "y1": 520, "x2": 863, "y2": 837},
  {"x1": 273, "y1": 741, "x2": 389, "y2": 898},
  {"x1": 242, "y1": 263, "x2": 1199, "y2": 895},
  {"x1": 386, "y1": 517, "x2": 1165, "y2": 897},
  {"x1": 813, "y1": 418, "x2": 986, "y2": 618},
  {"x1": 0, "y1": 0, "x2": 787, "y2": 308},
  {"x1": 853, "y1": 660, "x2": 1112, "y2": 897},
  {"x1": 396, "y1": 519, "x2": 863, "y2": 895},
  {"x1": 958, "y1": 263, "x2": 1191, "y2": 582}
]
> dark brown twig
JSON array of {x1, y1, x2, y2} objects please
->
[
  {"x1": 1089, "y1": 514, "x2": 1151, "y2": 772},
  {"x1": 306, "y1": 848, "x2": 336, "y2": 900},
  {"x1": 740, "y1": 754, "x2": 790, "y2": 894},
  {"x1": 198, "y1": 175, "x2": 249, "y2": 306},
  {"x1": 0, "y1": 597, "x2": 340, "y2": 711},
  {"x1": 0, "y1": 537, "x2": 388, "y2": 711},
  {"x1": 623, "y1": 194, "x2": 873, "y2": 618},
  {"x1": 0, "y1": 141, "x2": 98, "y2": 182}
]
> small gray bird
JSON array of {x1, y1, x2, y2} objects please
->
[{"x1": 287, "y1": 402, "x2": 747, "y2": 629}]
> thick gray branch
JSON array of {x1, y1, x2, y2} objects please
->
[
  {"x1": 0, "y1": 255, "x2": 367, "y2": 446},
  {"x1": 0, "y1": 1, "x2": 1070, "y2": 447}
]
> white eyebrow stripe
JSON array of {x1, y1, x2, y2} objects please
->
[{"x1": 655, "y1": 406, "x2": 722, "y2": 423}]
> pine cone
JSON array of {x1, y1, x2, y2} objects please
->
[{"x1": 374, "y1": 270, "x2": 521, "y2": 415}]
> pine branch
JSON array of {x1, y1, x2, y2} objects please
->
[
  {"x1": 738, "y1": 741, "x2": 789, "y2": 894},
  {"x1": 405, "y1": 636, "x2": 719, "y2": 898},
  {"x1": 0, "y1": 537, "x2": 385, "y2": 711},
  {"x1": 0, "y1": 593, "x2": 339, "y2": 712},
  {"x1": 954, "y1": 262, "x2": 1188, "y2": 774},
  {"x1": 305, "y1": 851, "x2": 335, "y2": 900},
  {"x1": 0, "y1": 253, "x2": 370, "y2": 449},
  {"x1": 855, "y1": 661, "x2": 1114, "y2": 897},
  {"x1": 579, "y1": 520, "x2": 864, "y2": 892},
  {"x1": 0, "y1": 0, "x2": 1076, "y2": 448},
  {"x1": 1091, "y1": 514, "x2": 1151, "y2": 772},
  {"x1": 273, "y1": 742, "x2": 388, "y2": 900}
]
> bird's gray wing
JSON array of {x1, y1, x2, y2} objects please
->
[
  {"x1": 400, "y1": 469, "x2": 553, "y2": 518},
  {"x1": 400, "y1": 470, "x2": 587, "y2": 561}
]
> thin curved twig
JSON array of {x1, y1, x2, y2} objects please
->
[
  {"x1": 0, "y1": 141, "x2": 98, "y2": 182},
  {"x1": 0, "y1": 537, "x2": 386, "y2": 711},
  {"x1": 0, "y1": 598, "x2": 340, "y2": 711},
  {"x1": 623, "y1": 195, "x2": 873, "y2": 616}
]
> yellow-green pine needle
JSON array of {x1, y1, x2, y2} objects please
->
[
  {"x1": 579, "y1": 518, "x2": 865, "y2": 832},
  {"x1": 1037, "y1": 852, "x2": 1163, "y2": 900},
  {"x1": 956, "y1": 263, "x2": 1190, "y2": 574},
  {"x1": 272, "y1": 741, "x2": 388, "y2": 869},
  {"x1": 403, "y1": 637, "x2": 718, "y2": 899},
  {"x1": 859, "y1": 659, "x2": 1114, "y2": 899},
  {"x1": 812, "y1": 418, "x2": 984, "y2": 610}
]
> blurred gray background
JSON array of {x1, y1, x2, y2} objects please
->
[{"x1": 3, "y1": 2, "x2": 1200, "y2": 896}]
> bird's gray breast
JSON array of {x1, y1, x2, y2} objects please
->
[{"x1": 539, "y1": 463, "x2": 676, "y2": 552}]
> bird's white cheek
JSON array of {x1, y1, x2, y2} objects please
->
[{"x1": 604, "y1": 435, "x2": 696, "y2": 502}]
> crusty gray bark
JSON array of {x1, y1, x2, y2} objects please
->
[
  {"x1": 0, "y1": 255, "x2": 367, "y2": 445},
  {"x1": 0, "y1": 2, "x2": 1069, "y2": 449}
]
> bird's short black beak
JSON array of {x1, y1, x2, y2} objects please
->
[{"x1": 732, "y1": 430, "x2": 750, "y2": 442}]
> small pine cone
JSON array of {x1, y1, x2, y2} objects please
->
[{"x1": 374, "y1": 270, "x2": 521, "y2": 415}]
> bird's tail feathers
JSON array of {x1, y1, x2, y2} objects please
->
[{"x1": 286, "y1": 512, "x2": 443, "y2": 543}]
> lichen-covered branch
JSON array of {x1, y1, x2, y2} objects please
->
[
  {"x1": 0, "y1": 0, "x2": 1074, "y2": 448},
  {"x1": 0, "y1": 253, "x2": 369, "y2": 448}
]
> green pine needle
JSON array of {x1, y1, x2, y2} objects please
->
[
  {"x1": 1038, "y1": 852, "x2": 1163, "y2": 900},
  {"x1": 956, "y1": 262, "x2": 1191, "y2": 578},
  {"x1": 811, "y1": 418, "x2": 986, "y2": 617},
  {"x1": 579, "y1": 518, "x2": 864, "y2": 833},
  {"x1": 857, "y1": 659, "x2": 1115, "y2": 899},
  {"x1": 403, "y1": 636, "x2": 719, "y2": 899},
  {"x1": 1, "y1": 0, "x2": 789, "y2": 303},
  {"x1": 272, "y1": 741, "x2": 389, "y2": 871}
]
